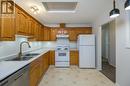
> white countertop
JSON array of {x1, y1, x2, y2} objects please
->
[
  {"x1": 0, "y1": 47, "x2": 78, "y2": 81},
  {"x1": 0, "y1": 48, "x2": 50, "y2": 81}
]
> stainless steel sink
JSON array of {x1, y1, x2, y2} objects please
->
[{"x1": 6, "y1": 53, "x2": 40, "y2": 61}]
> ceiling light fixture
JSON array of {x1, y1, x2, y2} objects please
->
[
  {"x1": 30, "y1": 6, "x2": 39, "y2": 14},
  {"x1": 110, "y1": 0, "x2": 120, "y2": 18},
  {"x1": 125, "y1": 0, "x2": 130, "y2": 10}
]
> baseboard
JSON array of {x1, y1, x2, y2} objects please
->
[
  {"x1": 96, "y1": 67, "x2": 102, "y2": 71},
  {"x1": 115, "y1": 83, "x2": 120, "y2": 86}
]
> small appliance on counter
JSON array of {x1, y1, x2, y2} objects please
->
[{"x1": 78, "y1": 34, "x2": 96, "y2": 68}]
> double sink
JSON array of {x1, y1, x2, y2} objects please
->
[{"x1": 6, "y1": 53, "x2": 40, "y2": 61}]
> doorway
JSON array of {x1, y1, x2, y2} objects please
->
[{"x1": 100, "y1": 20, "x2": 116, "y2": 82}]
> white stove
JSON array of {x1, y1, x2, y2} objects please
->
[{"x1": 55, "y1": 37, "x2": 70, "y2": 67}]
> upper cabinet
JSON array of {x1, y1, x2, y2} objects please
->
[
  {"x1": 69, "y1": 27, "x2": 92, "y2": 41},
  {"x1": 0, "y1": 17, "x2": 15, "y2": 41},
  {"x1": 0, "y1": 4, "x2": 45, "y2": 41},
  {"x1": 15, "y1": 7, "x2": 28, "y2": 35},
  {"x1": 50, "y1": 27, "x2": 92, "y2": 41},
  {"x1": 50, "y1": 28, "x2": 58, "y2": 41},
  {"x1": 68, "y1": 29, "x2": 77, "y2": 41},
  {"x1": 43, "y1": 26, "x2": 50, "y2": 41},
  {"x1": 0, "y1": 4, "x2": 92, "y2": 41}
]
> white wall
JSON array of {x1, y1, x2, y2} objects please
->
[
  {"x1": 42, "y1": 41, "x2": 77, "y2": 49},
  {"x1": 116, "y1": 1, "x2": 130, "y2": 86},
  {"x1": 93, "y1": 0, "x2": 130, "y2": 86}
]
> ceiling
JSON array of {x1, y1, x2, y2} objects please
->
[{"x1": 15, "y1": 0, "x2": 112, "y2": 26}]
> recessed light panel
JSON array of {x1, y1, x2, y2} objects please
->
[{"x1": 42, "y1": 2, "x2": 78, "y2": 13}]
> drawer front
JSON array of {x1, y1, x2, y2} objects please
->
[
  {"x1": 55, "y1": 56, "x2": 69, "y2": 61},
  {"x1": 55, "y1": 62, "x2": 69, "y2": 67}
]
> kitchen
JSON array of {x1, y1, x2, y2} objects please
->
[{"x1": 0, "y1": 0, "x2": 130, "y2": 86}]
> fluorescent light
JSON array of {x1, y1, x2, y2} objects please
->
[
  {"x1": 125, "y1": 6, "x2": 130, "y2": 10},
  {"x1": 125, "y1": 0, "x2": 130, "y2": 10},
  {"x1": 30, "y1": 6, "x2": 39, "y2": 14},
  {"x1": 110, "y1": 14, "x2": 120, "y2": 18},
  {"x1": 109, "y1": 0, "x2": 120, "y2": 18}
]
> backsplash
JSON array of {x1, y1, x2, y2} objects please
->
[
  {"x1": 42, "y1": 41, "x2": 77, "y2": 49},
  {"x1": 0, "y1": 37, "x2": 77, "y2": 60},
  {"x1": 0, "y1": 36, "x2": 43, "y2": 60}
]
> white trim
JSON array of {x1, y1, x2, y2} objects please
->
[
  {"x1": 115, "y1": 83, "x2": 120, "y2": 86},
  {"x1": 96, "y1": 68, "x2": 102, "y2": 71},
  {"x1": 109, "y1": 62, "x2": 116, "y2": 67},
  {"x1": 126, "y1": 11, "x2": 130, "y2": 48}
]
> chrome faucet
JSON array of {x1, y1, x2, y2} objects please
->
[{"x1": 18, "y1": 41, "x2": 31, "y2": 59}]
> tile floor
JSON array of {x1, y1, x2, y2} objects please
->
[{"x1": 39, "y1": 66, "x2": 115, "y2": 86}]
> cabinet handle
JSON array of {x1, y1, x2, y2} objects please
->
[{"x1": 14, "y1": 73, "x2": 24, "y2": 81}]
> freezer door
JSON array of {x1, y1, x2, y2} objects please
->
[
  {"x1": 79, "y1": 46, "x2": 95, "y2": 68},
  {"x1": 78, "y1": 35, "x2": 95, "y2": 46}
]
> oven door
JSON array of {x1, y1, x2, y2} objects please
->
[{"x1": 55, "y1": 51, "x2": 69, "y2": 61}]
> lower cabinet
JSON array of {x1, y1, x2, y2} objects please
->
[
  {"x1": 30, "y1": 59, "x2": 40, "y2": 86},
  {"x1": 29, "y1": 50, "x2": 79, "y2": 86},
  {"x1": 49, "y1": 50, "x2": 55, "y2": 65},
  {"x1": 70, "y1": 50, "x2": 79, "y2": 65},
  {"x1": 30, "y1": 51, "x2": 50, "y2": 86}
]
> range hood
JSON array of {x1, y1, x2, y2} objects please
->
[{"x1": 56, "y1": 34, "x2": 69, "y2": 38}]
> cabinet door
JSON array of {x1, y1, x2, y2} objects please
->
[
  {"x1": 50, "y1": 28, "x2": 57, "y2": 41},
  {"x1": 44, "y1": 52, "x2": 49, "y2": 71},
  {"x1": 30, "y1": 60, "x2": 40, "y2": 86},
  {"x1": 68, "y1": 29, "x2": 77, "y2": 41},
  {"x1": 76, "y1": 28, "x2": 92, "y2": 36},
  {"x1": 0, "y1": 17, "x2": 15, "y2": 41},
  {"x1": 16, "y1": 8, "x2": 28, "y2": 35},
  {"x1": 30, "y1": 66, "x2": 40, "y2": 86},
  {"x1": 37, "y1": 25, "x2": 44, "y2": 41},
  {"x1": 43, "y1": 27, "x2": 50, "y2": 41},
  {"x1": 33, "y1": 22, "x2": 39, "y2": 40},
  {"x1": 28, "y1": 18, "x2": 35, "y2": 36},
  {"x1": 49, "y1": 51, "x2": 55, "y2": 65},
  {"x1": 70, "y1": 51, "x2": 79, "y2": 65}
]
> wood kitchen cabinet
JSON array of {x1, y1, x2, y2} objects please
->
[
  {"x1": 39, "y1": 26, "x2": 44, "y2": 41},
  {"x1": 50, "y1": 28, "x2": 58, "y2": 41},
  {"x1": 30, "y1": 51, "x2": 50, "y2": 86},
  {"x1": 33, "y1": 22, "x2": 40, "y2": 40},
  {"x1": 70, "y1": 50, "x2": 79, "y2": 65},
  {"x1": 43, "y1": 52, "x2": 50, "y2": 72},
  {"x1": 68, "y1": 29, "x2": 77, "y2": 41},
  {"x1": 68, "y1": 28, "x2": 92, "y2": 41},
  {"x1": 28, "y1": 18, "x2": 35, "y2": 36},
  {"x1": 49, "y1": 50, "x2": 55, "y2": 65},
  {"x1": 43, "y1": 26, "x2": 51, "y2": 41},
  {"x1": 0, "y1": 17, "x2": 15, "y2": 41},
  {"x1": 15, "y1": 7, "x2": 28, "y2": 36},
  {"x1": 30, "y1": 59, "x2": 40, "y2": 86}
]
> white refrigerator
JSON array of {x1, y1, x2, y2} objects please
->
[{"x1": 78, "y1": 34, "x2": 95, "y2": 68}]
